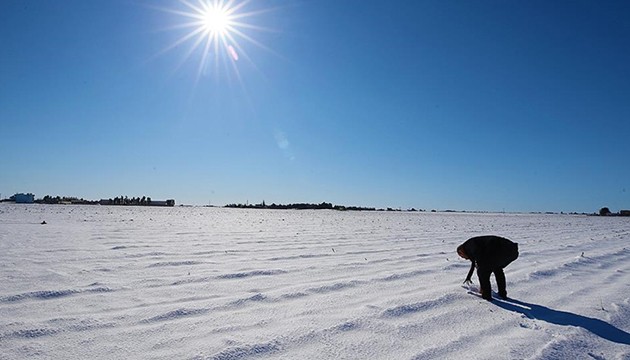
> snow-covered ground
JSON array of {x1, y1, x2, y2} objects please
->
[{"x1": 1, "y1": 204, "x2": 629, "y2": 359}]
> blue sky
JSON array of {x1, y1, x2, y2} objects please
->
[{"x1": 1, "y1": 0, "x2": 629, "y2": 213}]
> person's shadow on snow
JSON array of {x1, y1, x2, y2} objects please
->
[{"x1": 494, "y1": 298, "x2": 630, "y2": 345}]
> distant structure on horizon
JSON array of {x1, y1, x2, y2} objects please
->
[
  {"x1": 0, "y1": 193, "x2": 175, "y2": 207},
  {"x1": 148, "y1": 199, "x2": 176, "y2": 207},
  {"x1": 14, "y1": 193, "x2": 35, "y2": 204}
]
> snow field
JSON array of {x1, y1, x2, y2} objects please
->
[{"x1": 1, "y1": 204, "x2": 629, "y2": 359}]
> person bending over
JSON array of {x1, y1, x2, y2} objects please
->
[{"x1": 457, "y1": 235, "x2": 519, "y2": 301}]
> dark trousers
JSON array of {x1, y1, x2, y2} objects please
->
[{"x1": 477, "y1": 267, "x2": 507, "y2": 300}]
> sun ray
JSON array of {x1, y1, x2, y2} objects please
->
[
  {"x1": 180, "y1": 0, "x2": 205, "y2": 15},
  {"x1": 173, "y1": 28, "x2": 212, "y2": 76},
  {"x1": 227, "y1": 26, "x2": 280, "y2": 57},
  {"x1": 228, "y1": 21, "x2": 275, "y2": 32},
  {"x1": 195, "y1": 32, "x2": 214, "y2": 84},
  {"x1": 148, "y1": 25, "x2": 206, "y2": 63}
]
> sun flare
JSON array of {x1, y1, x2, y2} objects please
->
[{"x1": 156, "y1": 0, "x2": 274, "y2": 83}]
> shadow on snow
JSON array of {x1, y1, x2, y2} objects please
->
[{"x1": 494, "y1": 298, "x2": 630, "y2": 345}]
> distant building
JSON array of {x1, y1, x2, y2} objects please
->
[
  {"x1": 620, "y1": 210, "x2": 630, "y2": 217},
  {"x1": 15, "y1": 193, "x2": 35, "y2": 204},
  {"x1": 149, "y1": 199, "x2": 176, "y2": 207}
]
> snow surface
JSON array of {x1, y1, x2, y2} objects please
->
[{"x1": 1, "y1": 204, "x2": 629, "y2": 359}]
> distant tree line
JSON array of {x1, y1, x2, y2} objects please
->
[
  {"x1": 224, "y1": 201, "x2": 378, "y2": 211},
  {"x1": 38, "y1": 195, "x2": 98, "y2": 205},
  {"x1": 599, "y1": 207, "x2": 630, "y2": 217}
]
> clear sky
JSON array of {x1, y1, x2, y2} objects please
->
[{"x1": 1, "y1": 0, "x2": 629, "y2": 213}]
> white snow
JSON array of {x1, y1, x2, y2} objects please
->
[{"x1": 1, "y1": 204, "x2": 629, "y2": 359}]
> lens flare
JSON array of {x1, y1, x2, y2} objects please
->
[{"x1": 228, "y1": 45, "x2": 239, "y2": 61}]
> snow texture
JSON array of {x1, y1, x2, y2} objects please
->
[{"x1": 1, "y1": 204, "x2": 629, "y2": 359}]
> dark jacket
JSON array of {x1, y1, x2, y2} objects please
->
[{"x1": 458, "y1": 235, "x2": 519, "y2": 282}]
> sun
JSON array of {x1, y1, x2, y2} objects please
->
[
  {"x1": 154, "y1": 0, "x2": 274, "y2": 83},
  {"x1": 200, "y1": 4, "x2": 232, "y2": 35}
]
